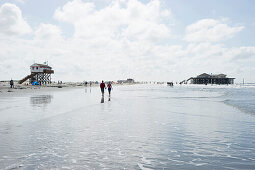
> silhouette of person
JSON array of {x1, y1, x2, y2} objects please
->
[
  {"x1": 107, "y1": 82, "x2": 112, "y2": 95},
  {"x1": 100, "y1": 81, "x2": 106, "y2": 95},
  {"x1": 10, "y1": 79, "x2": 14, "y2": 88}
]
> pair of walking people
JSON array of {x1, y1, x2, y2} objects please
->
[{"x1": 100, "y1": 81, "x2": 112, "y2": 95}]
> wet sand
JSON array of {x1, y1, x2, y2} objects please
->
[{"x1": 0, "y1": 84, "x2": 255, "y2": 169}]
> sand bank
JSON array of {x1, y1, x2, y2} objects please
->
[
  {"x1": 0, "y1": 81, "x2": 134, "y2": 97},
  {"x1": 0, "y1": 81, "x2": 90, "y2": 97}
]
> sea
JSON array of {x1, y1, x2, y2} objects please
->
[{"x1": 0, "y1": 84, "x2": 254, "y2": 169}]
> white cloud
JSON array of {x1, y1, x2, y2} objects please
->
[
  {"x1": 0, "y1": 1, "x2": 255, "y2": 83},
  {"x1": 228, "y1": 46, "x2": 255, "y2": 60},
  {"x1": 184, "y1": 19, "x2": 244, "y2": 42},
  {"x1": 34, "y1": 24, "x2": 62, "y2": 40},
  {"x1": 54, "y1": 0, "x2": 95, "y2": 23},
  {"x1": 54, "y1": 0, "x2": 172, "y2": 42},
  {"x1": 0, "y1": 3, "x2": 31, "y2": 36}
]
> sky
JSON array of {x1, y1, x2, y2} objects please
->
[{"x1": 0, "y1": 0, "x2": 255, "y2": 83}]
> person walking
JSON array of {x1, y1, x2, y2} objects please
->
[
  {"x1": 10, "y1": 79, "x2": 14, "y2": 88},
  {"x1": 107, "y1": 82, "x2": 112, "y2": 95},
  {"x1": 100, "y1": 81, "x2": 106, "y2": 95}
]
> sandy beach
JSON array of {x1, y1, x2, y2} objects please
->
[
  {"x1": 0, "y1": 81, "x2": 95, "y2": 97},
  {"x1": 0, "y1": 84, "x2": 254, "y2": 169}
]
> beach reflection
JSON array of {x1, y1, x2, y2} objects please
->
[
  {"x1": 1, "y1": 85, "x2": 255, "y2": 169},
  {"x1": 85, "y1": 88, "x2": 92, "y2": 93},
  {"x1": 101, "y1": 96, "x2": 104, "y2": 103},
  {"x1": 30, "y1": 95, "x2": 53, "y2": 107}
]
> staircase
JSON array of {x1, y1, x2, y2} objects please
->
[
  {"x1": 180, "y1": 77, "x2": 192, "y2": 84},
  {"x1": 18, "y1": 73, "x2": 37, "y2": 84}
]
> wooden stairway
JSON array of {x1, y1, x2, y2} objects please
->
[{"x1": 18, "y1": 73, "x2": 37, "y2": 84}]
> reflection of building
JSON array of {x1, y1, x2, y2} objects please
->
[
  {"x1": 19, "y1": 63, "x2": 54, "y2": 85},
  {"x1": 30, "y1": 95, "x2": 53, "y2": 107},
  {"x1": 189, "y1": 73, "x2": 235, "y2": 85}
]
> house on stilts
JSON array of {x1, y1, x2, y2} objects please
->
[
  {"x1": 188, "y1": 73, "x2": 235, "y2": 85},
  {"x1": 19, "y1": 63, "x2": 54, "y2": 85}
]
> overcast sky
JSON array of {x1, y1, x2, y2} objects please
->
[{"x1": 0, "y1": 0, "x2": 255, "y2": 82}]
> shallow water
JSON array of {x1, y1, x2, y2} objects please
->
[{"x1": 0, "y1": 85, "x2": 255, "y2": 169}]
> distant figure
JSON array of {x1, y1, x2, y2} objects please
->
[
  {"x1": 10, "y1": 79, "x2": 14, "y2": 88},
  {"x1": 89, "y1": 81, "x2": 92, "y2": 87},
  {"x1": 107, "y1": 82, "x2": 112, "y2": 95},
  {"x1": 100, "y1": 81, "x2": 106, "y2": 95}
]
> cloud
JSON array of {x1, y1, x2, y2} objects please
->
[
  {"x1": 228, "y1": 46, "x2": 255, "y2": 60},
  {"x1": 34, "y1": 24, "x2": 62, "y2": 40},
  {"x1": 0, "y1": 1, "x2": 255, "y2": 83},
  {"x1": 54, "y1": 0, "x2": 172, "y2": 42},
  {"x1": 184, "y1": 19, "x2": 244, "y2": 42},
  {"x1": 0, "y1": 3, "x2": 31, "y2": 36}
]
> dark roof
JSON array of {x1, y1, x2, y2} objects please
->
[
  {"x1": 197, "y1": 73, "x2": 228, "y2": 78},
  {"x1": 197, "y1": 73, "x2": 210, "y2": 78},
  {"x1": 31, "y1": 63, "x2": 52, "y2": 69}
]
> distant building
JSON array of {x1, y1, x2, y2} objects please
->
[
  {"x1": 167, "y1": 82, "x2": 174, "y2": 86},
  {"x1": 30, "y1": 63, "x2": 53, "y2": 73},
  {"x1": 29, "y1": 63, "x2": 54, "y2": 84},
  {"x1": 117, "y1": 78, "x2": 135, "y2": 84},
  {"x1": 19, "y1": 63, "x2": 54, "y2": 85},
  {"x1": 117, "y1": 80, "x2": 125, "y2": 84},
  {"x1": 189, "y1": 73, "x2": 235, "y2": 85},
  {"x1": 126, "y1": 78, "x2": 135, "y2": 83}
]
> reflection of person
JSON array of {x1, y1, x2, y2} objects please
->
[
  {"x1": 101, "y1": 96, "x2": 104, "y2": 103},
  {"x1": 107, "y1": 82, "x2": 112, "y2": 95},
  {"x1": 10, "y1": 79, "x2": 14, "y2": 88},
  {"x1": 100, "y1": 81, "x2": 106, "y2": 95}
]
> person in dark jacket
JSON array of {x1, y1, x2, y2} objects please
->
[
  {"x1": 10, "y1": 79, "x2": 14, "y2": 88},
  {"x1": 100, "y1": 81, "x2": 106, "y2": 95}
]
